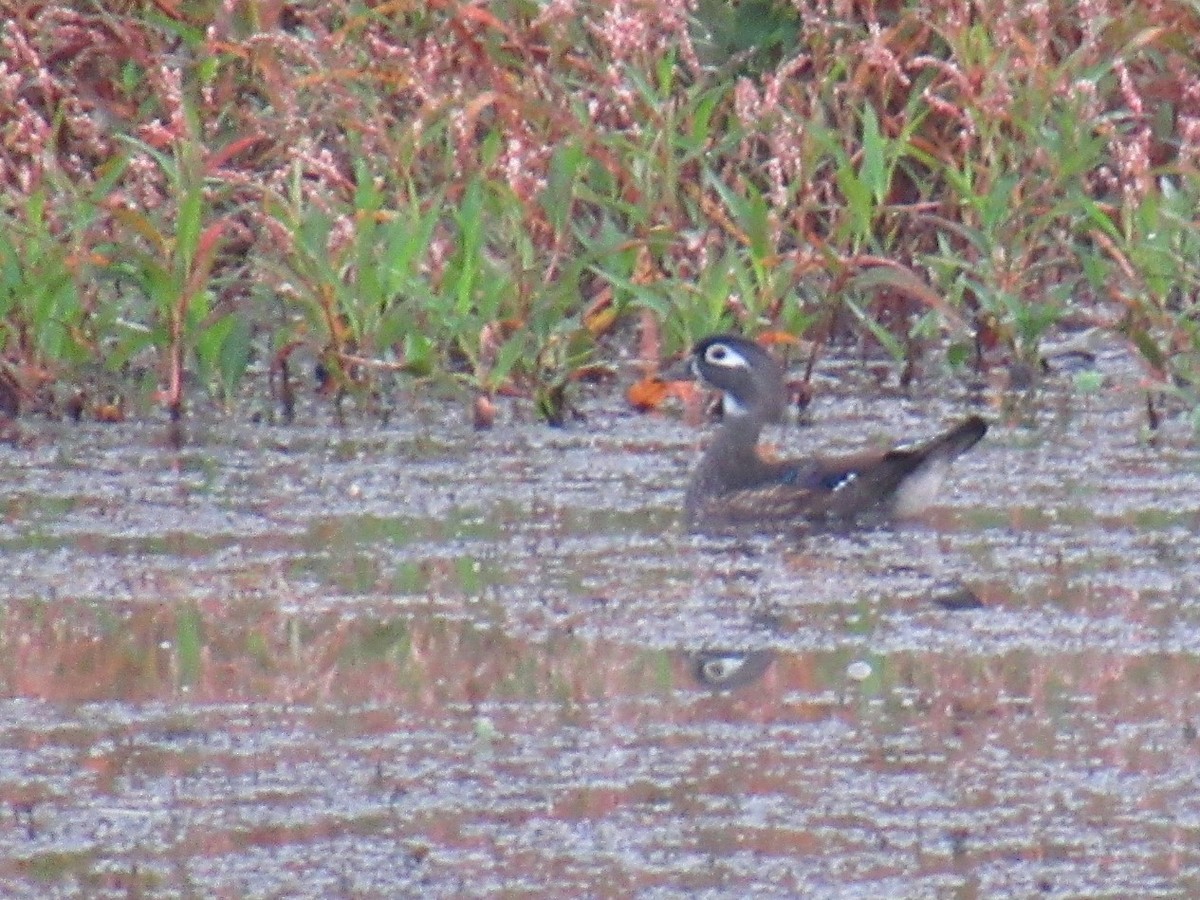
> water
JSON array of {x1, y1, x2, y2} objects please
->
[{"x1": 0, "y1": 352, "x2": 1198, "y2": 897}]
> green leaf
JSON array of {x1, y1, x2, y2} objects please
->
[
  {"x1": 452, "y1": 179, "x2": 485, "y2": 316},
  {"x1": 488, "y1": 332, "x2": 529, "y2": 387},
  {"x1": 978, "y1": 174, "x2": 1018, "y2": 234},
  {"x1": 383, "y1": 196, "x2": 441, "y2": 297},
  {"x1": 844, "y1": 297, "x2": 906, "y2": 363},
  {"x1": 836, "y1": 165, "x2": 873, "y2": 246},
  {"x1": 860, "y1": 104, "x2": 887, "y2": 205},
  {"x1": 541, "y1": 142, "x2": 585, "y2": 236},
  {"x1": 217, "y1": 314, "x2": 252, "y2": 399},
  {"x1": 176, "y1": 182, "x2": 204, "y2": 273}
]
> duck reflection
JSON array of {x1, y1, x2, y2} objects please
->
[{"x1": 687, "y1": 648, "x2": 776, "y2": 691}]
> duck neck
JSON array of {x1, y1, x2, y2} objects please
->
[{"x1": 686, "y1": 413, "x2": 773, "y2": 510}]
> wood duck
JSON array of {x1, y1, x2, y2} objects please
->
[{"x1": 683, "y1": 333, "x2": 988, "y2": 531}]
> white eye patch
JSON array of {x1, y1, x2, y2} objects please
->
[{"x1": 704, "y1": 343, "x2": 749, "y2": 368}]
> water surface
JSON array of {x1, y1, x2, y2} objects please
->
[{"x1": 0, "y1": 353, "x2": 1198, "y2": 897}]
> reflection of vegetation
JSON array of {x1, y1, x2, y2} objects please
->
[
  {"x1": 0, "y1": 597, "x2": 942, "y2": 707},
  {"x1": 175, "y1": 605, "x2": 204, "y2": 687},
  {"x1": 354, "y1": 621, "x2": 412, "y2": 664},
  {"x1": 0, "y1": 599, "x2": 666, "y2": 705},
  {"x1": 19, "y1": 850, "x2": 100, "y2": 883}
]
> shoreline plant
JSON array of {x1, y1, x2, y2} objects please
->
[{"x1": 0, "y1": 0, "x2": 1197, "y2": 427}]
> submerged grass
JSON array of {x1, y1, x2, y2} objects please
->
[{"x1": 1, "y1": 0, "x2": 1198, "y2": 427}]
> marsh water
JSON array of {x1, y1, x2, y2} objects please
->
[{"x1": 1, "y1": 348, "x2": 1199, "y2": 897}]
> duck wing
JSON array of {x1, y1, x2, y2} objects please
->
[{"x1": 691, "y1": 416, "x2": 987, "y2": 530}]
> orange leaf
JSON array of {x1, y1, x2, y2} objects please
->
[
  {"x1": 149, "y1": 0, "x2": 184, "y2": 21},
  {"x1": 627, "y1": 377, "x2": 670, "y2": 412},
  {"x1": 65, "y1": 250, "x2": 111, "y2": 271},
  {"x1": 669, "y1": 380, "x2": 702, "y2": 402},
  {"x1": 205, "y1": 134, "x2": 268, "y2": 173},
  {"x1": 455, "y1": 4, "x2": 517, "y2": 40},
  {"x1": 628, "y1": 377, "x2": 698, "y2": 413},
  {"x1": 585, "y1": 305, "x2": 618, "y2": 338},
  {"x1": 184, "y1": 218, "x2": 230, "y2": 298},
  {"x1": 568, "y1": 363, "x2": 617, "y2": 384},
  {"x1": 195, "y1": 218, "x2": 228, "y2": 265},
  {"x1": 494, "y1": 381, "x2": 525, "y2": 398},
  {"x1": 583, "y1": 286, "x2": 616, "y2": 337},
  {"x1": 95, "y1": 401, "x2": 125, "y2": 423},
  {"x1": 756, "y1": 331, "x2": 800, "y2": 347}
]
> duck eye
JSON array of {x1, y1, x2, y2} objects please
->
[{"x1": 705, "y1": 345, "x2": 729, "y2": 364}]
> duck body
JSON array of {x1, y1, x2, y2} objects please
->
[{"x1": 682, "y1": 334, "x2": 987, "y2": 531}]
